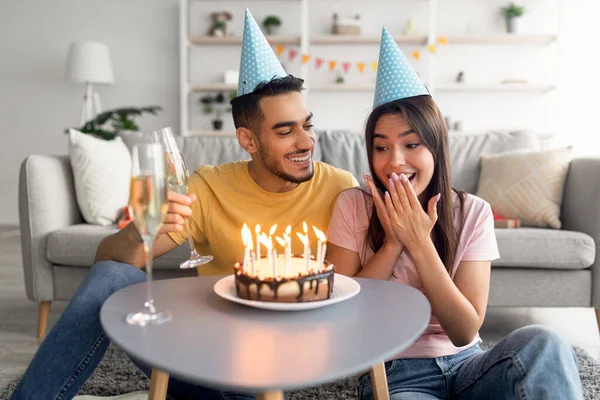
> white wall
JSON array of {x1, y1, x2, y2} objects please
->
[
  {"x1": 0, "y1": 0, "x2": 598, "y2": 225},
  {"x1": 0, "y1": 0, "x2": 180, "y2": 225}
]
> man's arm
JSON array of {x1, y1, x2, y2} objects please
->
[
  {"x1": 94, "y1": 224, "x2": 179, "y2": 268},
  {"x1": 94, "y1": 191, "x2": 196, "y2": 268}
]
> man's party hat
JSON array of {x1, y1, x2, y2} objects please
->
[
  {"x1": 373, "y1": 27, "x2": 429, "y2": 109},
  {"x1": 237, "y1": 8, "x2": 287, "y2": 96}
]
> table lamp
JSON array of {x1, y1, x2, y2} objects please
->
[{"x1": 65, "y1": 41, "x2": 114, "y2": 125}]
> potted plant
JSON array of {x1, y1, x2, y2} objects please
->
[
  {"x1": 200, "y1": 92, "x2": 235, "y2": 131},
  {"x1": 501, "y1": 3, "x2": 525, "y2": 34},
  {"x1": 64, "y1": 106, "x2": 163, "y2": 140},
  {"x1": 263, "y1": 15, "x2": 282, "y2": 35}
]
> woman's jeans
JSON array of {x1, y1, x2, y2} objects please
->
[
  {"x1": 11, "y1": 261, "x2": 256, "y2": 400},
  {"x1": 359, "y1": 326, "x2": 584, "y2": 400}
]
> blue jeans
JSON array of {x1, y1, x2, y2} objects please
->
[
  {"x1": 11, "y1": 261, "x2": 256, "y2": 400},
  {"x1": 358, "y1": 325, "x2": 584, "y2": 400}
]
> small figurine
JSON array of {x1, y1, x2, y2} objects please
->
[
  {"x1": 456, "y1": 71, "x2": 465, "y2": 83},
  {"x1": 208, "y1": 11, "x2": 233, "y2": 37}
]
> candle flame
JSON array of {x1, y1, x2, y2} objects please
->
[
  {"x1": 313, "y1": 226, "x2": 327, "y2": 242},
  {"x1": 275, "y1": 236, "x2": 286, "y2": 247},
  {"x1": 286, "y1": 225, "x2": 292, "y2": 235},
  {"x1": 259, "y1": 232, "x2": 272, "y2": 250},
  {"x1": 242, "y1": 222, "x2": 252, "y2": 247},
  {"x1": 296, "y1": 232, "x2": 308, "y2": 246},
  {"x1": 255, "y1": 224, "x2": 261, "y2": 234},
  {"x1": 269, "y1": 224, "x2": 277, "y2": 236},
  {"x1": 303, "y1": 221, "x2": 308, "y2": 234}
]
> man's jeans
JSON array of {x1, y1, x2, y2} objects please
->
[
  {"x1": 11, "y1": 261, "x2": 256, "y2": 400},
  {"x1": 359, "y1": 325, "x2": 584, "y2": 400}
]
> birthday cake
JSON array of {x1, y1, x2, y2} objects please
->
[{"x1": 234, "y1": 255, "x2": 334, "y2": 303}]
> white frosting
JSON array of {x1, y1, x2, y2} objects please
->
[{"x1": 240, "y1": 255, "x2": 331, "y2": 280}]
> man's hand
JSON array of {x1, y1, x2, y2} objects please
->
[{"x1": 159, "y1": 191, "x2": 197, "y2": 235}]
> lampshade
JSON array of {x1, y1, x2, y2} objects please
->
[{"x1": 65, "y1": 41, "x2": 114, "y2": 84}]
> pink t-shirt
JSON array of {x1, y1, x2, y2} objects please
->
[{"x1": 327, "y1": 187, "x2": 500, "y2": 359}]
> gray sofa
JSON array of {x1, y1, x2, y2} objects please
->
[{"x1": 19, "y1": 130, "x2": 600, "y2": 339}]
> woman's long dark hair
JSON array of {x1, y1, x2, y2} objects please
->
[{"x1": 365, "y1": 95, "x2": 465, "y2": 273}]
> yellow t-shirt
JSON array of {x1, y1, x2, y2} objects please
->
[{"x1": 168, "y1": 161, "x2": 358, "y2": 276}]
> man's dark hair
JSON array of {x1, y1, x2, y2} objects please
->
[{"x1": 231, "y1": 75, "x2": 305, "y2": 133}]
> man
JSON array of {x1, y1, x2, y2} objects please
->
[{"x1": 11, "y1": 9, "x2": 357, "y2": 400}]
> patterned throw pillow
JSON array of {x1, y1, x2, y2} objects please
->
[{"x1": 475, "y1": 146, "x2": 572, "y2": 229}]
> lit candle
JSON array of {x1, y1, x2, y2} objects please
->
[
  {"x1": 241, "y1": 223, "x2": 250, "y2": 272},
  {"x1": 285, "y1": 225, "x2": 292, "y2": 270},
  {"x1": 259, "y1": 233, "x2": 272, "y2": 278},
  {"x1": 313, "y1": 227, "x2": 327, "y2": 268},
  {"x1": 296, "y1": 232, "x2": 310, "y2": 273},
  {"x1": 272, "y1": 249, "x2": 278, "y2": 278},
  {"x1": 269, "y1": 224, "x2": 277, "y2": 250},
  {"x1": 276, "y1": 236, "x2": 286, "y2": 276},
  {"x1": 255, "y1": 224, "x2": 261, "y2": 260},
  {"x1": 249, "y1": 240, "x2": 255, "y2": 276},
  {"x1": 303, "y1": 222, "x2": 310, "y2": 271}
]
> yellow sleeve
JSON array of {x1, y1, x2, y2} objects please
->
[{"x1": 167, "y1": 170, "x2": 207, "y2": 246}]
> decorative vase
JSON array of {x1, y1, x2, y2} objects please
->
[
  {"x1": 212, "y1": 119, "x2": 223, "y2": 131},
  {"x1": 266, "y1": 25, "x2": 279, "y2": 35},
  {"x1": 506, "y1": 17, "x2": 519, "y2": 34}
]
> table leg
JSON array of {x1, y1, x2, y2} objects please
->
[
  {"x1": 256, "y1": 390, "x2": 284, "y2": 400},
  {"x1": 369, "y1": 362, "x2": 390, "y2": 400},
  {"x1": 149, "y1": 368, "x2": 169, "y2": 400}
]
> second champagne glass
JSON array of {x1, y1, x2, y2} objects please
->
[
  {"x1": 126, "y1": 143, "x2": 172, "y2": 326},
  {"x1": 152, "y1": 127, "x2": 214, "y2": 269}
]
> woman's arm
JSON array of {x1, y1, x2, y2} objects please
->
[
  {"x1": 410, "y1": 241, "x2": 490, "y2": 347},
  {"x1": 385, "y1": 172, "x2": 490, "y2": 347},
  {"x1": 326, "y1": 241, "x2": 403, "y2": 280}
]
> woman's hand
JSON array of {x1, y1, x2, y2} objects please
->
[
  {"x1": 158, "y1": 191, "x2": 197, "y2": 235},
  {"x1": 364, "y1": 174, "x2": 403, "y2": 250},
  {"x1": 384, "y1": 172, "x2": 440, "y2": 251}
]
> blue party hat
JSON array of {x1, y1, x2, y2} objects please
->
[
  {"x1": 237, "y1": 8, "x2": 287, "y2": 96},
  {"x1": 373, "y1": 27, "x2": 429, "y2": 109}
]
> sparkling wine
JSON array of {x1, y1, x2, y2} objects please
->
[
  {"x1": 164, "y1": 152, "x2": 188, "y2": 194},
  {"x1": 129, "y1": 175, "x2": 168, "y2": 239}
]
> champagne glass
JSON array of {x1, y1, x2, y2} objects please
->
[
  {"x1": 152, "y1": 127, "x2": 214, "y2": 269},
  {"x1": 126, "y1": 143, "x2": 172, "y2": 326}
]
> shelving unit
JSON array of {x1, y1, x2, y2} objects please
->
[{"x1": 179, "y1": 0, "x2": 559, "y2": 136}]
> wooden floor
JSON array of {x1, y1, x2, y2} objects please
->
[{"x1": 1, "y1": 225, "x2": 599, "y2": 392}]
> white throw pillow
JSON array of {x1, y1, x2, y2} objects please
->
[{"x1": 68, "y1": 129, "x2": 132, "y2": 226}]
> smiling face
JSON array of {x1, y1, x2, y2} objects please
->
[
  {"x1": 253, "y1": 91, "x2": 316, "y2": 184},
  {"x1": 371, "y1": 113, "x2": 435, "y2": 203}
]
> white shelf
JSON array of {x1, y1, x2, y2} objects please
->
[
  {"x1": 187, "y1": 130, "x2": 237, "y2": 136},
  {"x1": 437, "y1": 84, "x2": 556, "y2": 93},
  {"x1": 309, "y1": 84, "x2": 374, "y2": 92},
  {"x1": 189, "y1": 84, "x2": 237, "y2": 92},
  {"x1": 310, "y1": 35, "x2": 427, "y2": 45},
  {"x1": 443, "y1": 34, "x2": 557, "y2": 45},
  {"x1": 189, "y1": 36, "x2": 301, "y2": 45},
  {"x1": 310, "y1": 84, "x2": 555, "y2": 93}
]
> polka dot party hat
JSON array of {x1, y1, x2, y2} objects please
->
[
  {"x1": 237, "y1": 8, "x2": 287, "y2": 96},
  {"x1": 373, "y1": 27, "x2": 429, "y2": 109}
]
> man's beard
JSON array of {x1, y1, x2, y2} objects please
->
[{"x1": 257, "y1": 148, "x2": 314, "y2": 184}]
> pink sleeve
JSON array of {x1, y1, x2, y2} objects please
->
[
  {"x1": 327, "y1": 191, "x2": 359, "y2": 252},
  {"x1": 462, "y1": 202, "x2": 500, "y2": 261}
]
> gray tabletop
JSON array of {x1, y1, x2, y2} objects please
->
[{"x1": 100, "y1": 275, "x2": 430, "y2": 393}]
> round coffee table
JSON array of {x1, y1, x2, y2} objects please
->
[{"x1": 100, "y1": 275, "x2": 430, "y2": 400}]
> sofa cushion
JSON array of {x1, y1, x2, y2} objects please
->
[
  {"x1": 476, "y1": 146, "x2": 572, "y2": 229},
  {"x1": 69, "y1": 129, "x2": 132, "y2": 226},
  {"x1": 449, "y1": 131, "x2": 542, "y2": 194},
  {"x1": 318, "y1": 130, "x2": 367, "y2": 184},
  {"x1": 46, "y1": 224, "x2": 190, "y2": 270},
  {"x1": 493, "y1": 228, "x2": 595, "y2": 269}
]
